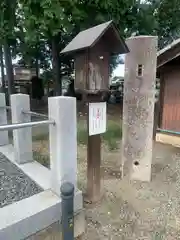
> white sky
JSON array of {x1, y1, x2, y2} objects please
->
[
  {"x1": 113, "y1": 64, "x2": 125, "y2": 77},
  {"x1": 112, "y1": 54, "x2": 125, "y2": 77}
]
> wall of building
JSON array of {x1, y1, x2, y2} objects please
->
[{"x1": 161, "y1": 64, "x2": 180, "y2": 131}]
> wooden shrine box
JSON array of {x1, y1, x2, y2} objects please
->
[
  {"x1": 61, "y1": 20, "x2": 129, "y2": 94},
  {"x1": 61, "y1": 21, "x2": 129, "y2": 203}
]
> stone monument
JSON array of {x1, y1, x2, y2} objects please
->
[{"x1": 122, "y1": 36, "x2": 158, "y2": 182}]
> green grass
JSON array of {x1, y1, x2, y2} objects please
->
[
  {"x1": 33, "y1": 151, "x2": 50, "y2": 168},
  {"x1": 32, "y1": 120, "x2": 122, "y2": 153},
  {"x1": 32, "y1": 120, "x2": 121, "y2": 167},
  {"x1": 78, "y1": 120, "x2": 122, "y2": 150},
  {"x1": 77, "y1": 121, "x2": 87, "y2": 145},
  {"x1": 32, "y1": 133, "x2": 48, "y2": 141}
]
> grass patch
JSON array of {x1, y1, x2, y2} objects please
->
[
  {"x1": 77, "y1": 120, "x2": 122, "y2": 150},
  {"x1": 32, "y1": 133, "x2": 48, "y2": 141},
  {"x1": 33, "y1": 151, "x2": 50, "y2": 168},
  {"x1": 77, "y1": 121, "x2": 87, "y2": 145},
  {"x1": 8, "y1": 130, "x2": 49, "y2": 142},
  {"x1": 32, "y1": 120, "x2": 122, "y2": 157},
  {"x1": 103, "y1": 120, "x2": 122, "y2": 150}
]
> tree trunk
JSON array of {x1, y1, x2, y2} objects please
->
[
  {"x1": 4, "y1": 39, "x2": 15, "y2": 100},
  {"x1": 51, "y1": 36, "x2": 61, "y2": 96},
  {"x1": 35, "y1": 45, "x2": 39, "y2": 77},
  {"x1": 0, "y1": 46, "x2": 5, "y2": 93},
  {"x1": 35, "y1": 57, "x2": 39, "y2": 78}
]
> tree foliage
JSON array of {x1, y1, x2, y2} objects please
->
[
  {"x1": 1, "y1": 0, "x2": 180, "y2": 96},
  {"x1": 155, "y1": 0, "x2": 180, "y2": 48},
  {"x1": 0, "y1": 0, "x2": 18, "y2": 96},
  {"x1": 0, "y1": 0, "x2": 17, "y2": 42}
]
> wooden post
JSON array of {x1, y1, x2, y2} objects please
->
[
  {"x1": 86, "y1": 95, "x2": 103, "y2": 203},
  {"x1": 87, "y1": 133, "x2": 101, "y2": 202},
  {"x1": 122, "y1": 36, "x2": 158, "y2": 182},
  {"x1": 60, "y1": 21, "x2": 128, "y2": 203},
  {"x1": 153, "y1": 100, "x2": 160, "y2": 140}
]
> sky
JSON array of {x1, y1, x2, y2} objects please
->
[
  {"x1": 112, "y1": 54, "x2": 125, "y2": 77},
  {"x1": 113, "y1": 64, "x2": 125, "y2": 77}
]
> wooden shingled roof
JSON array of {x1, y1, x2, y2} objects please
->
[
  {"x1": 60, "y1": 20, "x2": 129, "y2": 55},
  {"x1": 157, "y1": 38, "x2": 180, "y2": 68}
]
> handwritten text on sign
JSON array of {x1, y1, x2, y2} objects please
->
[{"x1": 89, "y1": 102, "x2": 107, "y2": 136}]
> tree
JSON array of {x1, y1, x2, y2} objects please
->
[
  {"x1": 17, "y1": 0, "x2": 180, "y2": 96},
  {"x1": 19, "y1": 0, "x2": 80, "y2": 95},
  {"x1": 0, "y1": 46, "x2": 5, "y2": 93},
  {"x1": 0, "y1": 0, "x2": 17, "y2": 98},
  {"x1": 20, "y1": 0, "x2": 144, "y2": 94},
  {"x1": 124, "y1": 0, "x2": 180, "y2": 49},
  {"x1": 17, "y1": 38, "x2": 51, "y2": 76},
  {"x1": 154, "y1": 0, "x2": 180, "y2": 48}
]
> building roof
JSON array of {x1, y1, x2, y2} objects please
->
[
  {"x1": 157, "y1": 38, "x2": 180, "y2": 68},
  {"x1": 60, "y1": 20, "x2": 129, "y2": 55},
  {"x1": 157, "y1": 38, "x2": 180, "y2": 56}
]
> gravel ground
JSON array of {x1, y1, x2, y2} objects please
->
[
  {"x1": 31, "y1": 140, "x2": 180, "y2": 239},
  {"x1": 0, "y1": 153, "x2": 42, "y2": 208},
  {"x1": 77, "y1": 142, "x2": 180, "y2": 239},
  {"x1": 5, "y1": 104, "x2": 180, "y2": 238}
]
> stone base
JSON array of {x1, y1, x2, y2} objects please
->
[
  {"x1": 0, "y1": 189, "x2": 84, "y2": 240},
  {"x1": 0, "y1": 144, "x2": 84, "y2": 240},
  {"x1": 26, "y1": 209, "x2": 86, "y2": 240}
]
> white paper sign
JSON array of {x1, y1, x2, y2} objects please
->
[{"x1": 89, "y1": 102, "x2": 107, "y2": 136}]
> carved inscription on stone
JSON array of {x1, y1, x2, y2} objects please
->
[{"x1": 122, "y1": 92, "x2": 154, "y2": 163}]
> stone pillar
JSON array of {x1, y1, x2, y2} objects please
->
[
  {"x1": 0, "y1": 93, "x2": 9, "y2": 146},
  {"x1": 11, "y1": 94, "x2": 33, "y2": 164},
  {"x1": 122, "y1": 36, "x2": 158, "y2": 182},
  {"x1": 48, "y1": 96, "x2": 77, "y2": 196}
]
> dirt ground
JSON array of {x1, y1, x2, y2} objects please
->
[
  {"x1": 77, "y1": 142, "x2": 180, "y2": 240},
  {"x1": 30, "y1": 104, "x2": 180, "y2": 239},
  {"x1": 32, "y1": 140, "x2": 180, "y2": 240}
]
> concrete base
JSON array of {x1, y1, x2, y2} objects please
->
[
  {"x1": 156, "y1": 133, "x2": 180, "y2": 147},
  {"x1": 0, "y1": 144, "x2": 85, "y2": 239},
  {"x1": 0, "y1": 190, "x2": 84, "y2": 240},
  {"x1": 27, "y1": 210, "x2": 85, "y2": 239},
  {"x1": 0, "y1": 144, "x2": 51, "y2": 190}
]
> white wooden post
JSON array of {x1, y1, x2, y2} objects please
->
[
  {"x1": 48, "y1": 96, "x2": 77, "y2": 196},
  {"x1": 11, "y1": 94, "x2": 33, "y2": 164},
  {"x1": 0, "y1": 93, "x2": 9, "y2": 146}
]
